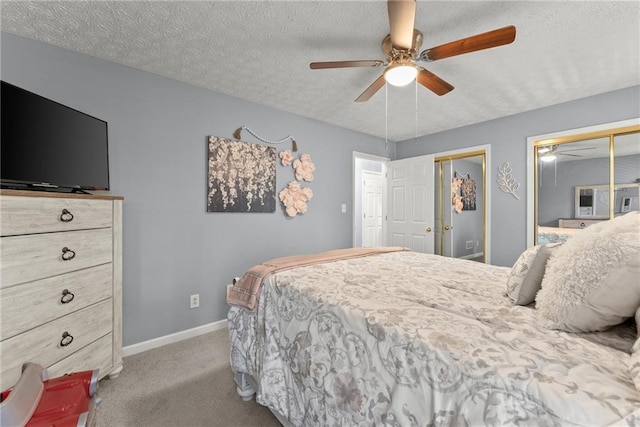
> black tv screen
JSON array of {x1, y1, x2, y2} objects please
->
[{"x1": 1, "y1": 81, "x2": 109, "y2": 191}]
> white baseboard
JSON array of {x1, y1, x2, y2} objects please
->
[{"x1": 123, "y1": 319, "x2": 227, "y2": 357}]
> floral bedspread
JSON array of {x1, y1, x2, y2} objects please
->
[{"x1": 228, "y1": 251, "x2": 639, "y2": 426}]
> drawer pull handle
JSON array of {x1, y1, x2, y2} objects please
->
[
  {"x1": 61, "y1": 247, "x2": 76, "y2": 261},
  {"x1": 60, "y1": 209, "x2": 74, "y2": 222},
  {"x1": 580, "y1": 222, "x2": 586, "y2": 228},
  {"x1": 61, "y1": 289, "x2": 75, "y2": 304},
  {"x1": 60, "y1": 332, "x2": 74, "y2": 347}
]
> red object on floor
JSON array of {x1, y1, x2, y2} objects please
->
[{"x1": 0, "y1": 363, "x2": 99, "y2": 427}]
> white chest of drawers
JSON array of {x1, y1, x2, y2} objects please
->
[{"x1": 0, "y1": 190, "x2": 123, "y2": 390}]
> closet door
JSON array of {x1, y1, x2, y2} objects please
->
[
  {"x1": 435, "y1": 155, "x2": 485, "y2": 261},
  {"x1": 387, "y1": 155, "x2": 435, "y2": 253}
]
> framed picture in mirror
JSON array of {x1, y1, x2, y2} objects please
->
[{"x1": 621, "y1": 196, "x2": 631, "y2": 213}]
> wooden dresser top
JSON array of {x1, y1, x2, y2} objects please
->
[{"x1": 0, "y1": 189, "x2": 123, "y2": 201}]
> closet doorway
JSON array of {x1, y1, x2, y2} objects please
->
[
  {"x1": 362, "y1": 170, "x2": 385, "y2": 247},
  {"x1": 353, "y1": 152, "x2": 389, "y2": 249},
  {"x1": 435, "y1": 150, "x2": 487, "y2": 262}
]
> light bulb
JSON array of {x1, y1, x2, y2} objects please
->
[{"x1": 384, "y1": 63, "x2": 417, "y2": 87}]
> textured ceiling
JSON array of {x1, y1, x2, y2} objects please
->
[{"x1": 1, "y1": 1, "x2": 639, "y2": 142}]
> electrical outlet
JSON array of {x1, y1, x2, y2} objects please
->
[
  {"x1": 190, "y1": 294, "x2": 200, "y2": 309},
  {"x1": 466, "y1": 240, "x2": 473, "y2": 250}
]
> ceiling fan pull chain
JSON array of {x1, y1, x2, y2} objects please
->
[
  {"x1": 415, "y1": 78, "x2": 418, "y2": 144},
  {"x1": 233, "y1": 126, "x2": 298, "y2": 152},
  {"x1": 385, "y1": 84, "x2": 388, "y2": 151}
]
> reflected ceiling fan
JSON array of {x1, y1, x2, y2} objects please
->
[
  {"x1": 309, "y1": 0, "x2": 516, "y2": 102},
  {"x1": 538, "y1": 145, "x2": 597, "y2": 162}
]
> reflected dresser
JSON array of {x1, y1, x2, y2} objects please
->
[
  {"x1": 558, "y1": 218, "x2": 605, "y2": 229},
  {"x1": 0, "y1": 190, "x2": 123, "y2": 390}
]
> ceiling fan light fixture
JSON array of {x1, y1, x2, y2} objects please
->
[
  {"x1": 540, "y1": 154, "x2": 557, "y2": 162},
  {"x1": 384, "y1": 62, "x2": 417, "y2": 86}
]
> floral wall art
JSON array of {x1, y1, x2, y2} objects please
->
[
  {"x1": 460, "y1": 177, "x2": 477, "y2": 211},
  {"x1": 497, "y1": 162, "x2": 521, "y2": 200},
  {"x1": 279, "y1": 181, "x2": 313, "y2": 217},
  {"x1": 452, "y1": 177, "x2": 464, "y2": 214},
  {"x1": 279, "y1": 150, "x2": 293, "y2": 166},
  {"x1": 207, "y1": 136, "x2": 276, "y2": 212},
  {"x1": 451, "y1": 174, "x2": 477, "y2": 213},
  {"x1": 278, "y1": 150, "x2": 315, "y2": 217},
  {"x1": 293, "y1": 153, "x2": 315, "y2": 181}
]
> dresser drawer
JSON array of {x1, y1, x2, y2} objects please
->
[
  {"x1": 0, "y1": 196, "x2": 112, "y2": 236},
  {"x1": 0, "y1": 264, "x2": 113, "y2": 340},
  {"x1": 0, "y1": 299, "x2": 112, "y2": 390},
  {"x1": 558, "y1": 218, "x2": 605, "y2": 229},
  {"x1": 0, "y1": 228, "x2": 112, "y2": 288},
  {"x1": 47, "y1": 334, "x2": 114, "y2": 381}
]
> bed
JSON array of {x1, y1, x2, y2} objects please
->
[{"x1": 227, "y1": 215, "x2": 640, "y2": 426}]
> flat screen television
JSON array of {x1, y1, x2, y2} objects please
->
[{"x1": 1, "y1": 81, "x2": 109, "y2": 192}]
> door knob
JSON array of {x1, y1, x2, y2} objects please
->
[{"x1": 425, "y1": 227, "x2": 432, "y2": 233}]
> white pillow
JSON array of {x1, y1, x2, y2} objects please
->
[
  {"x1": 506, "y1": 245, "x2": 541, "y2": 301},
  {"x1": 506, "y1": 243, "x2": 561, "y2": 305},
  {"x1": 630, "y1": 337, "x2": 640, "y2": 392},
  {"x1": 536, "y1": 212, "x2": 640, "y2": 332}
]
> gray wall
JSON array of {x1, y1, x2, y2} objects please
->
[
  {"x1": 1, "y1": 33, "x2": 390, "y2": 346},
  {"x1": 397, "y1": 85, "x2": 640, "y2": 266}
]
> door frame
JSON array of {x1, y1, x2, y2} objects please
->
[{"x1": 352, "y1": 151, "x2": 390, "y2": 247}]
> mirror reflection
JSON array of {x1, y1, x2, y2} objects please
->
[
  {"x1": 435, "y1": 155, "x2": 485, "y2": 262},
  {"x1": 536, "y1": 131, "x2": 640, "y2": 245}
]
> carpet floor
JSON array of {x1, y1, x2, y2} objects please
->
[{"x1": 98, "y1": 328, "x2": 281, "y2": 426}]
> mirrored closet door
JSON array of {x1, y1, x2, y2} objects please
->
[
  {"x1": 532, "y1": 123, "x2": 640, "y2": 246},
  {"x1": 435, "y1": 153, "x2": 486, "y2": 262}
]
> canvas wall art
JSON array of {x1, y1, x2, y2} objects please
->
[
  {"x1": 207, "y1": 136, "x2": 276, "y2": 212},
  {"x1": 460, "y1": 178, "x2": 477, "y2": 211},
  {"x1": 452, "y1": 175, "x2": 477, "y2": 213}
]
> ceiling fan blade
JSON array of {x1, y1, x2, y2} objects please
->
[
  {"x1": 419, "y1": 25, "x2": 516, "y2": 62},
  {"x1": 558, "y1": 147, "x2": 597, "y2": 153},
  {"x1": 310, "y1": 60, "x2": 384, "y2": 70},
  {"x1": 558, "y1": 153, "x2": 582, "y2": 157},
  {"x1": 416, "y1": 67, "x2": 454, "y2": 96},
  {"x1": 388, "y1": 0, "x2": 416, "y2": 50},
  {"x1": 355, "y1": 75, "x2": 386, "y2": 102}
]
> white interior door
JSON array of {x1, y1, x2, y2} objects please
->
[
  {"x1": 387, "y1": 155, "x2": 435, "y2": 253},
  {"x1": 362, "y1": 171, "x2": 384, "y2": 247}
]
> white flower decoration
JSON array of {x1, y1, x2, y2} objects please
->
[
  {"x1": 279, "y1": 150, "x2": 292, "y2": 166},
  {"x1": 293, "y1": 153, "x2": 315, "y2": 182},
  {"x1": 279, "y1": 181, "x2": 313, "y2": 217}
]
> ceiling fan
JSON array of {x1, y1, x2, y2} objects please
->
[
  {"x1": 538, "y1": 145, "x2": 597, "y2": 162},
  {"x1": 309, "y1": 0, "x2": 516, "y2": 102}
]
